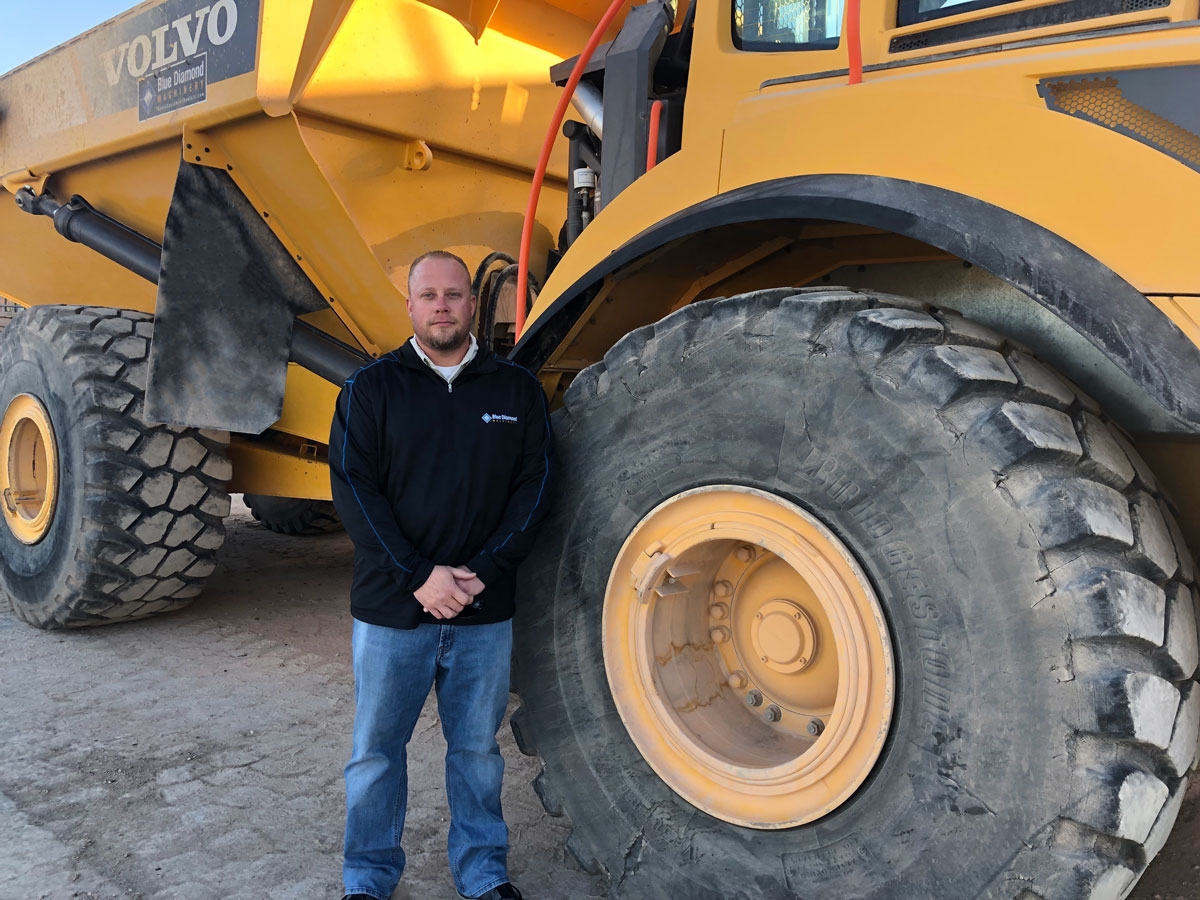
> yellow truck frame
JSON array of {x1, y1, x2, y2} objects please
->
[{"x1": 2, "y1": 1, "x2": 1199, "y2": 898}]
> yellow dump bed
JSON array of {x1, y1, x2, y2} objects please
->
[{"x1": 0, "y1": 0, "x2": 607, "y2": 353}]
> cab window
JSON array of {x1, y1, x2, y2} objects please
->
[
  {"x1": 734, "y1": 0, "x2": 846, "y2": 50},
  {"x1": 897, "y1": 0, "x2": 1021, "y2": 26}
]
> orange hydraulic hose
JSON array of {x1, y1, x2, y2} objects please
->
[
  {"x1": 847, "y1": 0, "x2": 863, "y2": 85},
  {"x1": 647, "y1": 100, "x2": 664, "y2": 171},
  {"x1": 515, "y1": 0, "x2": 627, "y2": 342}
]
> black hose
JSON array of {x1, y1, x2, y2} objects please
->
[
  {"x1": 478, "y1": 262, "x2": 539, "y2": 353},
  {"x1": 472, "y1": 251, "x2": 517, "y2": 301}
]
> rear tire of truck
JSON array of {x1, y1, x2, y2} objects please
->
[
  {"x1": 512, "y1": 290, "x2": 1200, "y2": 900},
  {"x1": 243, "y1": 494, "x2": 342, "y2": 535},
  {"x1": 0, "y1": 306, "x2": 232, "y2": 628}
]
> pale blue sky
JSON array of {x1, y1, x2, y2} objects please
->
[{"x1": 0, "y1": 1, "x2": 136, "y2": 75}]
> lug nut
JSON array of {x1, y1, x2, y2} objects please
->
[
  {"x1": 727, "y1": 671, "x2": 747, "y2": 690},
  {"x1": 713, "y1": 580, "x2": 733, "y2": 598},
  {"x1": 709, "y1": 602, "x2": 729, "y2": 620},
  {"x1": 745, "y1": 690, "x2": 763, "y2": 707},
  {"x1": 735, "y1": 545, "x2": 756, "y2": 562},
  {"x1": 710, "y1": 626, "x2": 731, "y2": 644},
  {"x1": 763, "y1": 704, "x2": 782, "y2": 724},
  {"x1": 807, "y1": 718, "x2": 825, "y2": 737}
]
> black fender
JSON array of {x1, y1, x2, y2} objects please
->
[{"x1": 514, "y1": 174, "x2": 1200, "y2": 435}]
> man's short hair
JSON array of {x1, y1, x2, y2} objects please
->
[{"x1": 408, "y1": 250, "x2": 472, "y2": 294}]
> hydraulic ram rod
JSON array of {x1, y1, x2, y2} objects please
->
[
  {"x1": 12, "y1": 187, "x2": 367, "y2": 386},
  {"x1": 15, "y1": 188, "x2": 162, "y2": 284}
]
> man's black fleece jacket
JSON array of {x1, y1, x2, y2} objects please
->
[{"x1": 328, "y1": 341, "x2": 553, "y2": 629}]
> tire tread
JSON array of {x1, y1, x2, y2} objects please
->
[
  {"x1": 0, "y1": 306, "x2": 231, "y2": 627},
  {"x1": 512, "y1": 289, "x2": 1199, "y2": 900},
  {"x1": 243, "y1": 494, "x2": 342, "y2": 536}
]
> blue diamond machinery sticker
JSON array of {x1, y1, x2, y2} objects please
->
[{"x1": 140, "y1": 81, "x2": 157, "y2": 118}]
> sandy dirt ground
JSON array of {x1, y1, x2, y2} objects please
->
[
  {"x1": 1, "y1": 497, "x2": 1197, "y2": 900},
  {"x1": 1, "y1": 498, "x2": 605, "y2": 900}
]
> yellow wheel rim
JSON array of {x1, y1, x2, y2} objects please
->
[
  {"x1": 1, "y1": 393, "x2": 59, "y2": 545},
  {"x1": 603, "y1": 485, "x2": 894, "y2": 829}
]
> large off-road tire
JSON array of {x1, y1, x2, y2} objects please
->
[
  {"x1": 512, "y1": 290, "x2": 1200, "y2": 900},
  {"x1": 0, "y1": 306, "x2": 232, "y2": 628},
  {"x1": 243, "y1": 494, "x2": 342, "y2": 536}
]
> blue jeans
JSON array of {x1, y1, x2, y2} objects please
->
[{"x1": 343, "y1": 618, "x2": 513, "y2": 899}]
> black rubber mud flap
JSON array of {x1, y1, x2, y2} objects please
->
[{"x1": 146, "y1": 160, "x2": 326, "y2": 433}]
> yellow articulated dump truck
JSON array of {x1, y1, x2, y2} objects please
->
[{"x1": 3, "y1": 0, "x2": 1200, "y2": 897}]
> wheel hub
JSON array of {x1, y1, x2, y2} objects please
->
[
  {"x1": 750, "y1": 598, "x2": 817, "y2": 674},
  {"x1": 1, "y1": 393, "x2": 59, "y2": 545},
  {"x1": 603, "y1": 485, "x2": 894, "y2": 829}
]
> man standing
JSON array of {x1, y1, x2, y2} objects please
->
[{"x1": 330, "y1": 250, "x2": 553, "y2": 900}]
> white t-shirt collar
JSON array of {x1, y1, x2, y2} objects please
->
[{"x1": 409, "y1": 333, "x2": 478, "y2": 384}]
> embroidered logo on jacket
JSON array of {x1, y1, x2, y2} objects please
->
[{"x1": 481, "y1": 413, "x2": 518, "y2": 424}]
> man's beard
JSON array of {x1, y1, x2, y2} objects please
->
[{"x1": 421, "y1": 322, "x2": 470, "y2": 352}]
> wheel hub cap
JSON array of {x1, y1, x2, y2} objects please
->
[
  {"x1": 751, "y1": 599, "x2": 817, "y2": 674},
  {"x1": 1, "y1": 393, "x2": 59, "y2": 545},
  {"x1": 603, "y1": 485, "x2": 895, "y2": 829}
]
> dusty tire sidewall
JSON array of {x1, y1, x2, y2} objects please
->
[
  {"x1": 517, "y1": 346, "x2": 1075, "y2": 897},
  {"x1": 0, "y1": 327, "x2": 86, "y2": 625}
]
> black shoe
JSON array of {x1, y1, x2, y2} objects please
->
[
  {"x1": 460, "y1": 883, "x2": 523, "y2": 900},
  {"x1": 342, "y1": 894, "x2": 378, "y2": 900}
]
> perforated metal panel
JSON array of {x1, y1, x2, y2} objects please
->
[
  {"x1": 770, "y1": 0, "x2": 821, "y2": 35},
  {"x1": 1041, "y1": 74, "x2": 1200, "y2": 172}
]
